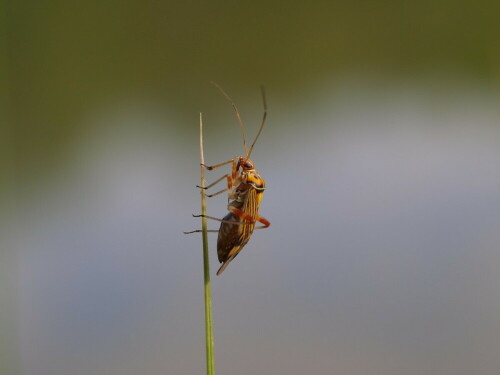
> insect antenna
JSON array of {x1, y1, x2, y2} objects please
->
[
  {"x1": 211, "y1": 81, "x2": 249, "y2": 157},
  {"x1": 246, "y1": 85, "x2": 267, "y2": 159}
]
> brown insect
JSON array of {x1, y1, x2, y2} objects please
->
[{"x1": 185, "y1": 83, "x2": 270, "y2": 275}]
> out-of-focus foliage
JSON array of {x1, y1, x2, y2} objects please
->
[
  {"x1": 6, "y1": 0, "x2": 500, "y2": 176},
  {"x1": 3, "y1": 1, "x2": 500, "y2": 375}
]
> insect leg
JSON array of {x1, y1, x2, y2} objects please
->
[
  {"x1": 183, "y1": 229, "x2": 219, "y2": 234},
  {"x1": 198, "y1": 174, "x2": 230, "y2": 189},
  {"x1": 199, "y1": 158, "x2": 240, "y2": 198},
  {"x1": 254, "y1": 215, "x2": 271, "y2": 229},
  {"x1": 191, "y1": 209, "x2": 261, "y2": 226},
  {"x1": 226, "y1": 207, "x2": 255, "y2": 223},
  {"x1": 197, "y1": 174, "x2": 232, "y2": 198},
  {"x1": 206, "y1": 188, "x2": 229, "y2": 198},
  {"x1": 202, "y1": 158, "x2": 236, "y2": 171},
  {"x1": 193, "y1": 209, "x2": 269, "y2": 228},
  {"x1": 225, "y1": 207, "x2": 271, "y2": 229},
  {"x1": 191, "y1": 214, "x2": 250, "y2": 225}
]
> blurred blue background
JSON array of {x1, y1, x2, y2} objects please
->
[{"x1": 3, "y1": 1, "x2": 500, "y2": 374}]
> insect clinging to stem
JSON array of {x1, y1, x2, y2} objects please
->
[{"x1": 184, "y1": 82, "x2": 270, "y2": 275}]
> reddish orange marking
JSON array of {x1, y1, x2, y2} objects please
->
[
  {"x1": 257, "y1": 216, "x2": 270, "y2": 227},
  {"x1": 229, "y1": 207, "x2": 256, "y2": 223}
]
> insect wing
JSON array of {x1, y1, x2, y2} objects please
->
[{"x1": 216, "y1": 211, "x2": 251, "y2": 274}]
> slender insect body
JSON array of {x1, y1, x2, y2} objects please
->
[
  {"x1": 216, "y1": 173, "x2": 266, "y2": 275},
  {"x1": 216, "y1": 190, "x2": 252, "y2": 275},
  {"x1": 185, "y1": 83, "x2": 270, "y2": 275}
]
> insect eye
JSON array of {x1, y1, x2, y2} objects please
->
[{"x1": 243, "y1": 161, "x2": 253, "y2": 169}]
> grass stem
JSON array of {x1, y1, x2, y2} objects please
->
[{"x1": 199, "y1": 113, "x2": 215, "y2": 375}]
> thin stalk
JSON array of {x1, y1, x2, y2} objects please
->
[{"x1": 199, "y1": 113, "x2": 215, "y2": 375}]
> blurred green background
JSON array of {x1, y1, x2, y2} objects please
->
[{"x1": 3, "y1": 1, "x2": 500, "y2": 375}]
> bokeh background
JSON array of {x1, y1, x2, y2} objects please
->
[{"x1": 3, "y1": 1, "x2": 500, "y2": 374}]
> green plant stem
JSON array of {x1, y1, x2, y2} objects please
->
[{"x1": 199, "y1": 113, "x2": 215, "y2": 375}]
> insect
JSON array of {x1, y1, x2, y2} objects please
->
[{"x1": 185, "y1": 83, "x2": 270, "y2": 275}]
